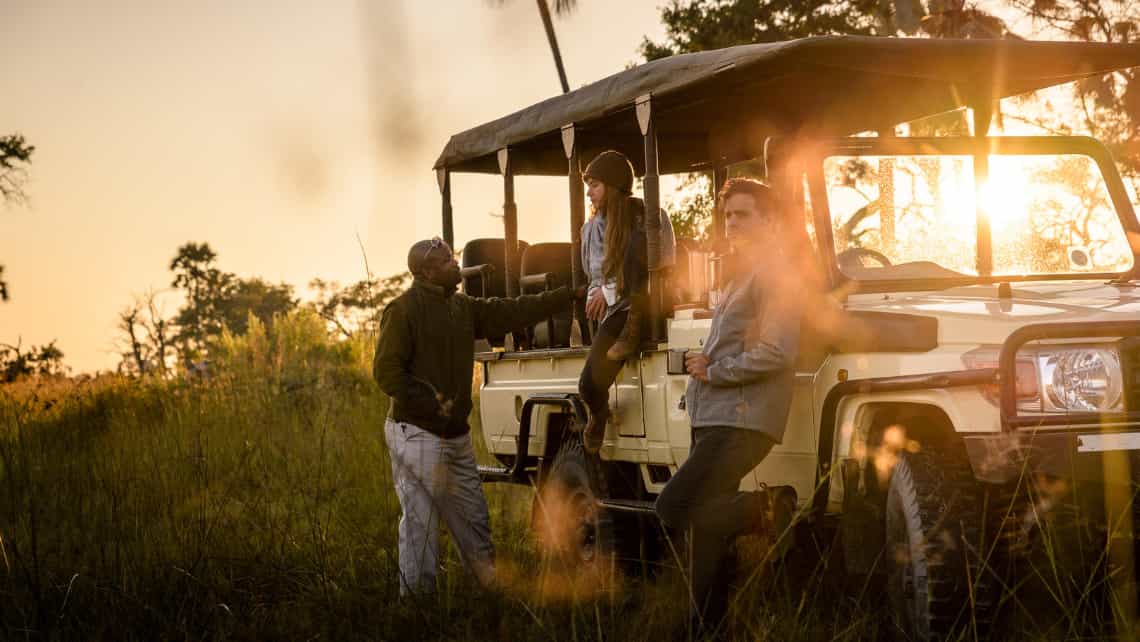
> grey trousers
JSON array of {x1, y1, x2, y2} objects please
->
[
  {"x1": 655, "y1": 426, "x2": 775, "y2": 629},
  {"x1": 384, "y1": 418, "x2": 495, "y2": 596}
]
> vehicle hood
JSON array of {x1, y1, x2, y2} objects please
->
[{"x1": 847, "y1": 280, "x2": 1140, "y2": 345}]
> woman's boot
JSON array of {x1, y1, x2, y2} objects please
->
[{"x1": 583, "y1": 406, "x2": 608, "y2": 455}]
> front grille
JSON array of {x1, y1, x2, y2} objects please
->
[{"x1": 1124, "y1": 337, "x2": 1140, "y2": 412}]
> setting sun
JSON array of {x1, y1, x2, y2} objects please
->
[{"x1": 979, "y1": 166, "x2": 1033, "y2": 232}]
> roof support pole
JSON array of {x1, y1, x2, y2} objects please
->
[
  {"x1": 562, "y1": 125, "x2": 591, "y2": 345},
  {"x1": 499, "y1": 148, "x2": 520, "y2": 298},
  {"x1": 712, "y1": 166, "x2": 728, "y2": 244},
  {"x1": 637, "y1": 95, "x2": 663, "y2": 344},
  {"x1": 436, "y1": 168, "x2": 454, "y2": 248},
  {"x1": 972, "y1": 105, "x2": 994, "y2": 277}
]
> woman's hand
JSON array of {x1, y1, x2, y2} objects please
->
[
  {"x1": 586, "y1": 288, "x2": 606, "y2": 321},
  {"x1": 685, "y1": 352, "x2": 710, "y2": 382}
]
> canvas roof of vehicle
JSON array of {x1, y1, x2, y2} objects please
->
[{"x1": 433, "y1": 35, "x2": 1140, "y2": 176}]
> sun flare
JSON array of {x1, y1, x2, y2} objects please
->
[{"x1": 937, "y1": 157, "x2": 1034, "y2": 233}]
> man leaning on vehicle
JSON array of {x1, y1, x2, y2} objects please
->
[
  {"x1": 373, "y1": 237, "x2": 585, "y2": 597},
  {"x1": 654, "y1": 178, "x2": 802, "y2": 635}
]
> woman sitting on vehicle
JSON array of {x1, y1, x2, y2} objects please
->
[{"x1": 578, "y1": 150, "x2": 673, "y2": 454}]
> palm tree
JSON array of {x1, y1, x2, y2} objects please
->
[
  {"x1": 494, "y1": 0, "x2": 578, "y2": 94},
  {"x1": 885, "y1": 0, "x2": 1012, "y2": 39},
  {"x1": 536, "y1": 0, "x2": 575, "y2": 93}
]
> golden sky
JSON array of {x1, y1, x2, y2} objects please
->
[{"x1": 0, "y1": 0, "x2": 667, "y2": 373}]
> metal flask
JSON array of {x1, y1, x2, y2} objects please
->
[
  {"x1": 707, "y1": 254, "x2": 723, "y2": 309},
  {"x1": 686, "y1": 248, "x2": 710, "y2": 306}
]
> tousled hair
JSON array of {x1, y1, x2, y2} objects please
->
[{"x1": 717, "y1": 178, "x2": 782, "y2": 218}]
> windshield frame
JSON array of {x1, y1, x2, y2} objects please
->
[{"x1": 804, "y1": 135, "x2": 1140, "y2": 292}]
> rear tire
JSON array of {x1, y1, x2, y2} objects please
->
[{"x1": 885, "y1": 447, "x2": 995, "y2": 641}]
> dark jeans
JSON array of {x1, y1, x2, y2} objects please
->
[
  {"x1": 577, "y1": 309, "x2": 627, "y2": 417},
  {"x1": 655, "y1": 426, "x2": 775, "y2": 631}
]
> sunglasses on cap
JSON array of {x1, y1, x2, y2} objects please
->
[{"x1": 423, "y1": 237, "x2": 443, "y2": 260}]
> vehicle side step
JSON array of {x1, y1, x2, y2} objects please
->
[{"x1": 599, "y1": 498, "x2": 657, "y2": 514}]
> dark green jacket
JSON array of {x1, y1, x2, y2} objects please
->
[{"x1": 373, "y1": 279, "x2": 573, "y2": 438}]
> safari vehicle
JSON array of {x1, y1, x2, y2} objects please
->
[{"x1": 433, "y1": 36, "x2": 1140, "y2": 638}]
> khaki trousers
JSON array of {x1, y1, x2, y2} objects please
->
[{"x1": 384, "y1": 418, "x2": 495, "y2": 596}]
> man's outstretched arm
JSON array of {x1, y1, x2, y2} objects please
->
[{"x1": 471, "y1": 286, "x2": 578, "y2": 340}]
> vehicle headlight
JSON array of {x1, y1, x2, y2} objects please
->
[
  {"x1": 963, "y1": 344, "x2": 1124, "y2": 413},
  {"x1": 1038, "y1": 348, "x2": 1123, "y2": 412}
]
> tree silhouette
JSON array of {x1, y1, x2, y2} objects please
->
[
  {"x1": 220, "y1": 278, "x2": 297, "y2": 335},
  {"x1": 116, "y1": 290, "x2": 173, "y2": 376},
  {"x1": 1, "y1": 133, "x2": 35, "y2": 302},
  {"x1": 640, "y1": 0, "x2": 888, "y2": 61},
  {"x1": 1003, "y1": 1, "x2": 1140, "y2": 184},
  {"x1": 170, "y1": 242, "x2": 233, "y2": 362},
  {"x1": 168, "y1": 243, "x2": 298, "y2": 364},
  {"x1": 0, "y1": 134, "x2": 34, "y2": 205},
  {"x1": 640, "y1": 1, "x2": 1011, "y2": 61},
  {"x1": 309, "y1": 272, "x2": 410, "y2": 338},
  {"x1": 0, "y1": 339, "x2": 66, "y2": 382}
]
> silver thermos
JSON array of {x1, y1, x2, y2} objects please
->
[{"x1": 707, "y1": 254, "x2": 723, "y2": 309}]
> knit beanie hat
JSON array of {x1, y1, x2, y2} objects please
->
[{"x1": 583, "y1": 150, "x2": 634, "y2": 194}]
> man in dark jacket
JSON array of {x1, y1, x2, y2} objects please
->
[
  {"x1": 374, "y1": 237, "x2": 583, "y2": 596},
  {"x1": 654, "y1": 178, "x2": 802, "y2": 635}
]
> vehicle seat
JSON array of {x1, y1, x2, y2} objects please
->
[
  {"x1": 519, "y1": 242, "x2": 572, "y2": 348},
  {"x1": 461, "y1": 238, "x2": 529, "y2": 348}
]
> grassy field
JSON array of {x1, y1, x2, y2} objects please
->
[{"x1": 0, "y1": 311, "x2": 1132, "y2": 640}]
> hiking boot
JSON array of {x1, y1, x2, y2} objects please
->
[
  {"x1": 766, "y1": 485, "x2": 799, "y2": 559},
  {"x1": 606, "y1": 307, "x2": 642, "y2": 361},
  {"x1": 748, "y1": 487, "x2": 771, "y2": 535},
  {"x1": 769, "y1": 485, "x2": 798, "y2": 539},
  {"x1": 747, "y1": 485, "x2": 797, "y2": 537},
  {"x1": 582, "y1": 407, "x2": 607, "y2": 455}
]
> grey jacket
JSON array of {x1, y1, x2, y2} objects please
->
[{"x1": 685, "y1": 260, "x2": 800, "y2": 442}]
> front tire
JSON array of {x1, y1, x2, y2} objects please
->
[
  {"x1": 885, "y1": 448, "x2": 995, "y2": 641},
  {"x1": 533, "y1": 438, "x2": 616, "y2": 568}
]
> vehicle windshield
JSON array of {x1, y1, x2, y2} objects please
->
[{"x1": 824, "y1": 153, "x2": 1135, "y2": 281}]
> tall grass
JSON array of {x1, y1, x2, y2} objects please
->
[
  {"x1": 0, "y1": 310, "x2": 1131, "y2": 640},
  {"x1": 1, "y1": 312, "x2": 398, "y2": 639}
]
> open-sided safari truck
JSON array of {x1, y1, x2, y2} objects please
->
[{"x1": 434, "y1": 36, "x2": 1140, "y2": 638}]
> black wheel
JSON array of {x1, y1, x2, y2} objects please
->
[
  {"x1": 841, "y1": 458, "x2": 888, "y2": 582},
  {"x1": 837, "y1": 247, "x2": 892, "y2": 271},
  {"x1": 533, "y1": 437, "x2": 616, "y2": 568},
  {"x1": 885, "y1": 447, "x2": 995, "y2": 641}
]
